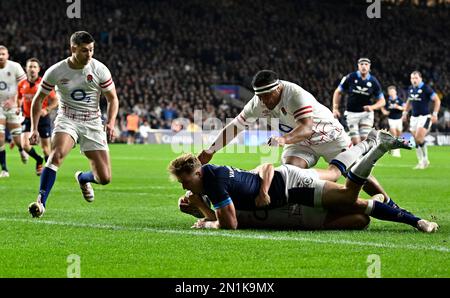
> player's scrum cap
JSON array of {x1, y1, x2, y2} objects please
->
[
  {"x1": 358, "y1": 57, "x2": 371, "y2": 64},
  {"x1": 252, "y1": 70, "x2": 280, "y2": 95}
]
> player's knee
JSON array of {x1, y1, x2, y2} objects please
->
[
  {"x1": 327, "y1": 164, "x2": 342, "y2": 181},
  {"x1": 49, "y1": 151, "x2": 65, "y2": 166},
  {"x1": 97, "y1": 174, "x2": 111, "y2": 185},
  {"x1": 353, "y1": 214, "x2": 370, "y2": 230},
  {"x1": 284, "y1": 156, "x2": 309, "y2": 168}
]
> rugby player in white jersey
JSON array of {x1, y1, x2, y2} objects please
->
[
  {"x1": 0, "y1": 45, "x2": 27, "y2": 178},
  {"x1": 198, "y1": 70, "x2": 404, "y2": 211},
  {"x1": 27, "y1": 31, "x2": 119, "y2": 217}
]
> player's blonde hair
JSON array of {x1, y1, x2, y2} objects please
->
[{"x1": 168, "y1": 153, "x2": 202, "y2": 178}]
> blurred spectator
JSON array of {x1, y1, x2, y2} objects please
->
[
  {"x1": 138, "y1": 121, "x2": 153, "y2": 144},
  {"x1": 1, "y1": 0, "x2": 448, "y2": 133},
  {"x1": 126, "y1": 111, "x2": 140, "y2": 144}
]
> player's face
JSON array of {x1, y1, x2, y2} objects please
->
[
  {"x1": 388, "y1": 88, "x2": 397, "y2": 98},
  {"x1": 410, "y1": 73, "x2": 422, "y2": 87},
  {"x1": 72, "y1": 42, "x2": 94, "y2": 65},
  {"x1": 358, "y1": 62, "x2": 370, "y2": 74},
  {"x1": 0, "y1": 49, "x2": 9, "y2": 67},
  {"x1": 177, "y1": 170, "x2": 203, "y2": 194},
  {"x1": 257, "y1": 86, "x2": 282, "y2": 110},
  {"x1": 26, "y1": 62, "x2": 40, "y2": 79}
]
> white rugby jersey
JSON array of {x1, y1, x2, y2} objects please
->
[
  {"x1": 237, "y1": 80, "x2": 343, "y2": 144},
  {"x1": 0, "y1": 60, "x2": 26, "y2": 104},
  {"x1": 38, "y1": 58, "x2": 115, "y2": 113}
]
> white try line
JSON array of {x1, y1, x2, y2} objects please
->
[{"x1": 0, "y1": 217, "x2": 448, "y2": 253}]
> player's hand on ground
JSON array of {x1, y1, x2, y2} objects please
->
[
  {"x1": 29, "y1": 130, "x2": 40, "y2": 145},
  {"x1": 105, "y1": 122, "x2": 115, "y2": 142},
  {"x1": 255, "y1": 191, "x2": 271, "y2": 207},
  {"x1": 332, "y1": 109, "x2": 341, "y2": 118},
  {"x1": 191, "y1": 218, "x2": 207, "y2": 229},
  {"x1": 197, "y1": 149, "x2": 213, "y2": 165}
]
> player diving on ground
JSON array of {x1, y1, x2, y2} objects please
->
[{"x1": 170, "y1": 130, "x2": 438, "y2": 233}]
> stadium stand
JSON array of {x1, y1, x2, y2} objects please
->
[{"x1": 1, "y1": 0, "x2": 448, "y2": 140}]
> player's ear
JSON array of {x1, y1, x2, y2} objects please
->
[{"x1": 70, "y1": 44, "x2": 77, "y2": 54}]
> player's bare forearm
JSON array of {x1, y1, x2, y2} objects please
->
[
  {"x1": 208, "y1": 121, "x2": 241, "y2": 153},
  {"x1": 257, "y1": 163, "x2": 274, "y2": 195},
  {"x1": 14, "y1": 93, "x2": 20, "y2": 109},
  {"x1": 332, "y1": 89, "x2": 341, "y2": 109},
  {"x1": 199, "y1": 120, "x2": 243, "y2": 164},
  {"x1": 371, "y1": 97, "x2": 386, "y2": 111},
  {"x1": 402, "y1": 101, "x2": 411, "y2": 120},
  {"x1": 105, "y1": 88, "x2": 119, "y2": 127},
  {"x1": 46, "y1": 96, "x2": 59, "y2": 112},
  {"x1": 281, "y1": 117, "x2": 313, "y2": 144},
  {"x1": 254, "y1": 163, "x2": 274, "y2": 207},
  {"x1": 215, "y1": 204, "x2": 238, "y2": 229},
  {"x1": 31, "y1": 92, "x2": 46, "y2": 129},
  {"x1": 187, "y1": 193, "x2": 217, "y2": 220},
  {"x1": 431, "y1": 95, "x2": 441, "y2": 123},
  {"x1": 432, "y1": 95, "x2": 441, "y2": 114}
]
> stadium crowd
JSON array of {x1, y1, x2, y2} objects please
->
[{"x1": 1, "y1": 0, "x2": 449, "y2": 142}]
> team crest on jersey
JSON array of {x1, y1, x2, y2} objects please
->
[
  {"x1": 366, "y1": 82, "x2": 372, "y2": 87},
  {"x1": 418, "y1": 89, "x2": 423, "y2": 94},
  {"x1": 354, "y1": 80, "x2": 358, "y2": 83},
  {"x1": 60, "y1": 78, "x2": 70, "y2": 85},
  {"x1": 87, "y1": 74, "x2": 93, "y2": 83},
  {"x1": 281, "y1": 107, "x2": 287, "y2": 115},
  {"x1": 7, "y1": 72, "x2": 11, "y2": 77}
]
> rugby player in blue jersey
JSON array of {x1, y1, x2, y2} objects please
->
[
  {"x1": 381, "y1": 86, "x2": 405, "y2": 157},
  {"x1": 332, "y1": 58, "x2": 386, "y2": 145},
  {"x1": 402, "y1": 71, "x2": 441, "y2": 169}
]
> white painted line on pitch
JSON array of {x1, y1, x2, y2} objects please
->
[{"x1": 1, "y1": 217, "x2": 448, "y2": 253}]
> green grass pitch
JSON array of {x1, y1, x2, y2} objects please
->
[{"x1": 0, "y1": 144, "x2": 449, "y2": 277}]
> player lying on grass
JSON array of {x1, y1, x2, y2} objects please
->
[{"x1": 169, "y1": 131, "x2": 438, "y2": 233}]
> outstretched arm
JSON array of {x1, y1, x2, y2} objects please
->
[{"x1": 198, "y1": 120, "x2": 243, "y2": 164}]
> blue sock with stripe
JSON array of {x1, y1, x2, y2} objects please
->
[
  {"x1": 78, "y1": 171, "x2": 98, "y2": 184},
  {"x1": 370, "y1": 201, "x2": 420, "y2": 228},
  {"x1": 39, "y1": 165, "x2": 58, "y2": 207}
]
